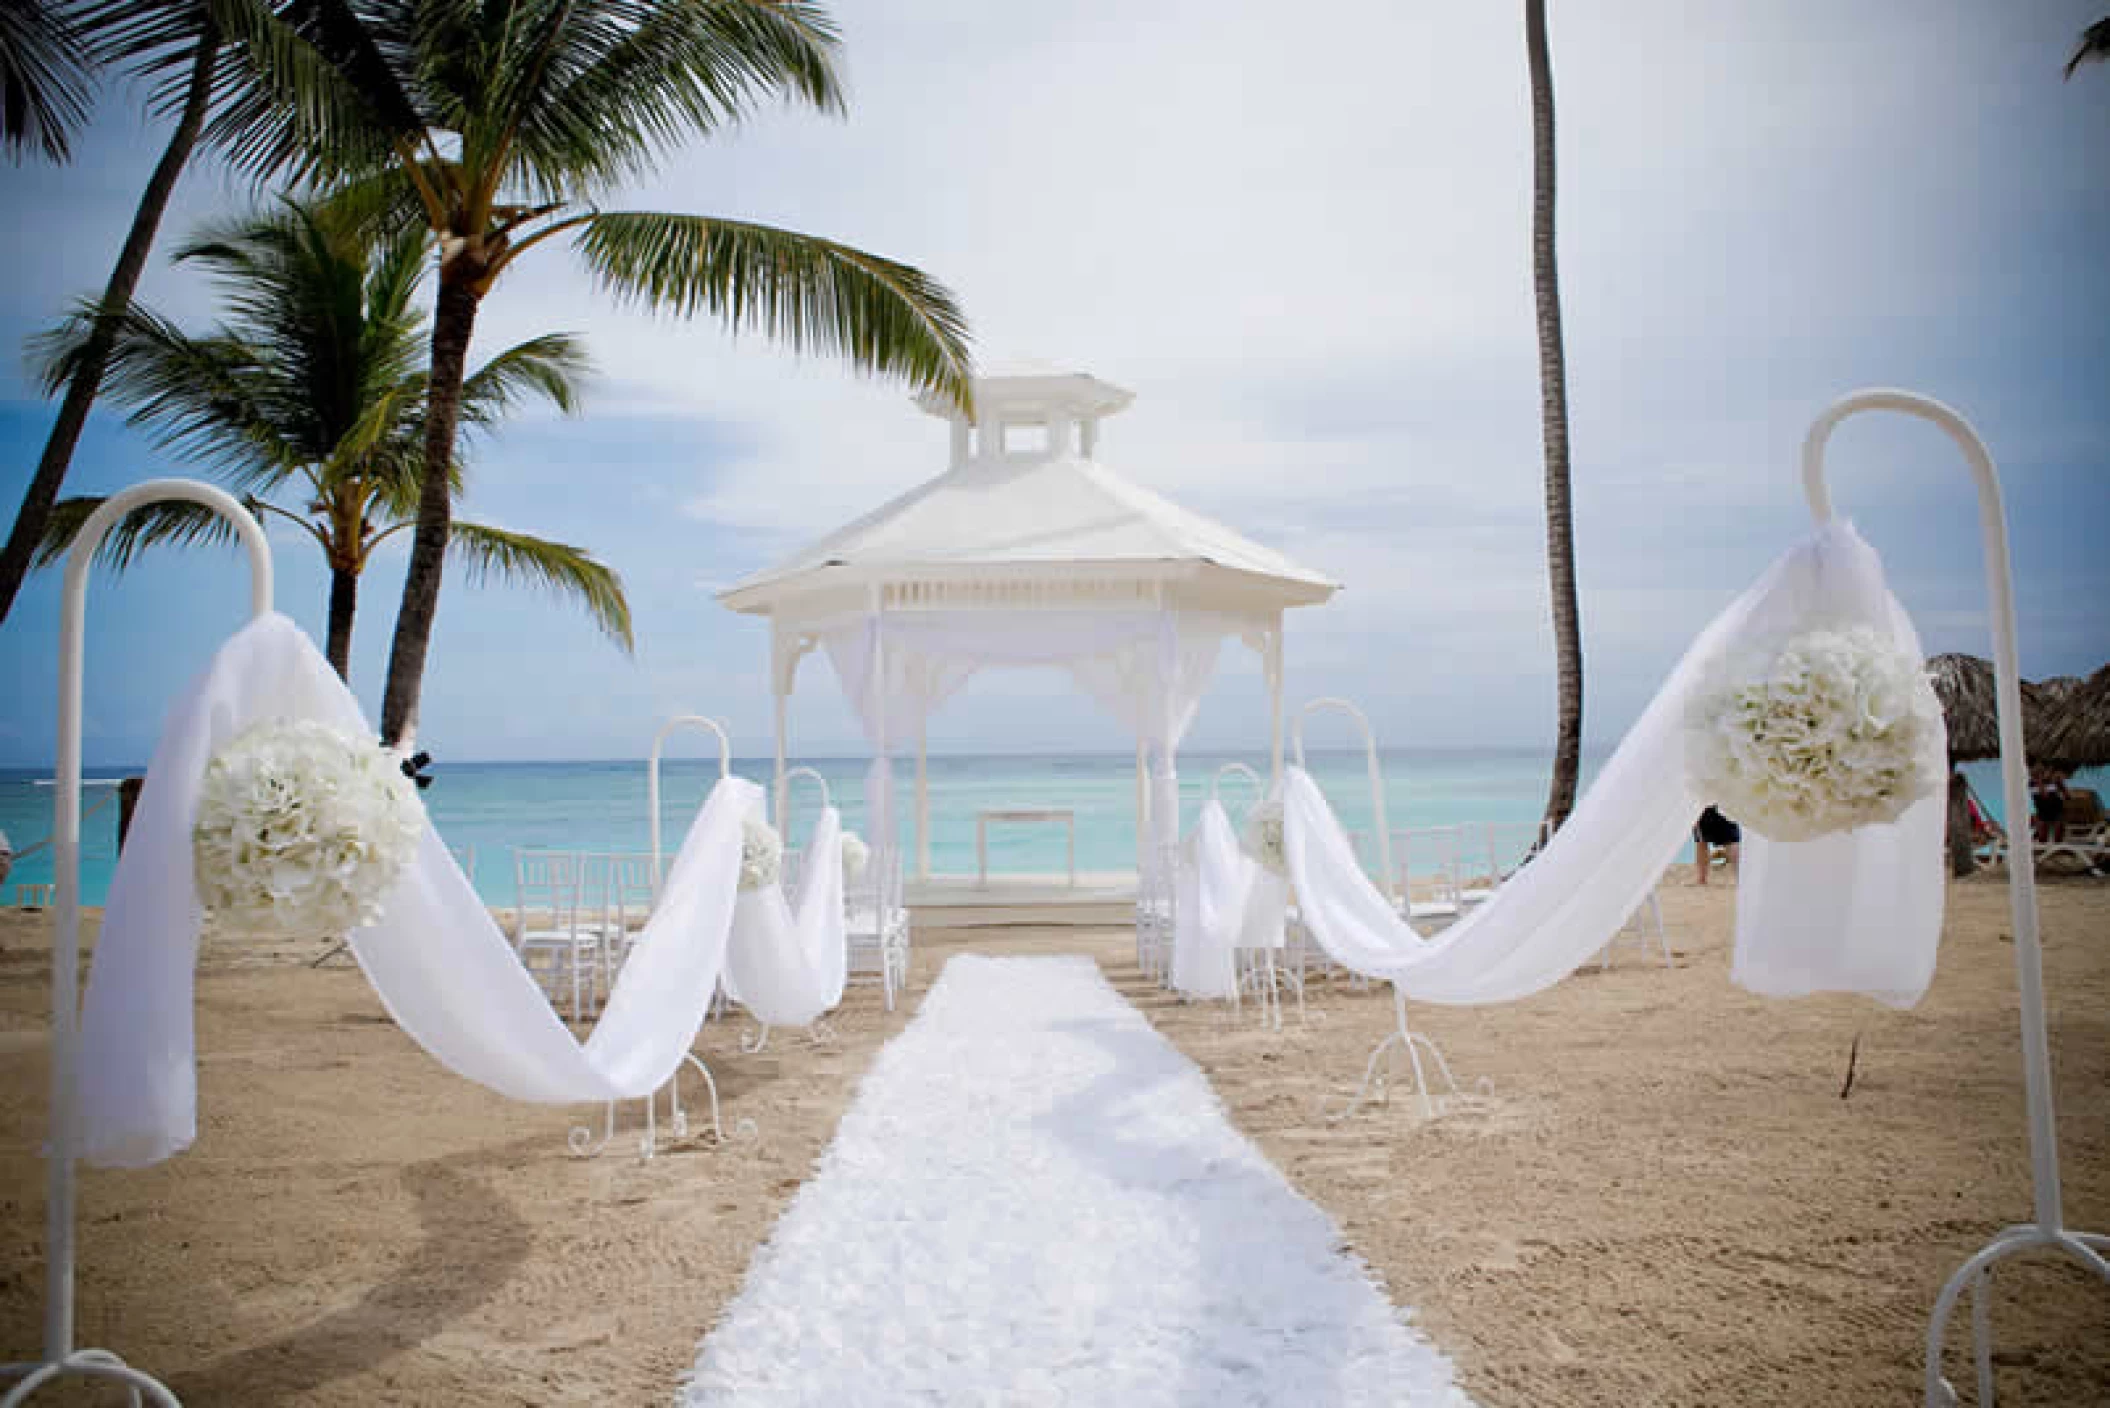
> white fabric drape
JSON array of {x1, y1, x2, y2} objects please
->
[
  {"x1": 79, "y1": 614, "x2": 751, "y2": 1168},
  {"x1": 1283, "y1": 522, "x2": 1944, "y2": 1008},
  {"x1": 1172, "y1": 801, "x2": 1245, "y2": 999},
  {"x1": 1173, "y1": 800, "x2": 1289, "y2": 1001},
  {"x1": 723, "y1": 805, "x2": 848, "y2": 1027}
]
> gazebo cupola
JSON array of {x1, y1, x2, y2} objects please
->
[{"x1": 921, "y1": 361, "x2": 1137, "y2": 469}]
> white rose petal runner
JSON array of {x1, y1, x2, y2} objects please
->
[{"x1": 683, "y1": 954, "x2": 1469, "y2": 1407}]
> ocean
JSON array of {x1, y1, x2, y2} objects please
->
[{"x1": 2, "y1": 752, "x2": 2093, "y2": 907}]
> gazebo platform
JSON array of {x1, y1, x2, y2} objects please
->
[{"x1": 905, "y1": 871, "x2": 1137, "y2": 929}]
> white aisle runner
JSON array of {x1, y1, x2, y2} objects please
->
[{"x1": 683, "y1": 954, "x2": 1469, "y2": 1406}]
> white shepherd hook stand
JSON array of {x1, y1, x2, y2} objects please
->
[
  {"x1": 1803, "y1": 391, "x2": 2107, "y2": 1407},
  {"x1": 1294, "y1": 697, "x2": 1468, "y2": 1121},
  {"x1": 569, "y1": 713, "x2": 752, "y2": 1160},
  {"x1": 0, "y1": 480, "x2": 267, "y2": 1407}
]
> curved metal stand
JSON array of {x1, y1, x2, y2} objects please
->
[
  {"x1": 1327, "y1": 986, "x2": 1463, "y2": 1123},
  {"x1": 0, "y1": 1348, "x2": 179, "y2": 1407},
  {"x1": 20, "y1": 480, "x2": 273, "y2": 1408},
  {"x1": 569, "y1": 1053, "x2": 749, "y2": 1160},
  {"x1": 1803, "y1": 391, "x2": 2108, "y2": 1406},
  {"x1": 739, "y1": 1024, "x2": 772, "y2": 1055},
  {"x1": 1292, "y1": 698, "x2": 1473, "y2": 1115},
  {"x1": 1921, "y1": 1228, "x2": 2110, "y2": 1407},
  {"x1": 647, "y1": 715, "x2": 733, "y2": 896}
]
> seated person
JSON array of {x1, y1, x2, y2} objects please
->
[{"x1": 1693, "y1": 805, "x2": 1740, "y2": 886}]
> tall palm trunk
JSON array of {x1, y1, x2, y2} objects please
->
[
  {"x1": 325, "y1": 562, "x2": 358, "y2": 680},
  {"x1": 0, "y1": 22, "x2": 220, "y2": 626},
  {"x1": 380, "y1": 272, "x2": 482, "y2": 747},
  {"x1": 1526, "y1": 0, "x2": 1583, "y2": 834}
]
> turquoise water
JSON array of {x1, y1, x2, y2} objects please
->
[{"x1": 5, "y1": 753, "x2": 2093, "y2": 907}]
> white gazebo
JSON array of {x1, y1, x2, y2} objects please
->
[{"x1": 717, "y1": 363, "x2": 1337, "y2": 889}]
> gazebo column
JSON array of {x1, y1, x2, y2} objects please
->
[
  {"x1": 1134, "y1": 739, "x2": 1149, "y2": 875},
  {"x1": 915, "y1": 721, "x2": 930, "y2": 879},
  {"x1": 771, "y1": 618, "x2": 790, "y2": 827},
  {"x1": 1267, "y1": 617, "x2": 1286, "y2": 784}
]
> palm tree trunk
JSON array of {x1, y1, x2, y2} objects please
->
[
  {"x1": 0, "y1": 21, "x2": 221, "y2": 627},
  {"x1": 1526, "y1": 0, "x2": 1584, "y2": 835},
  {"x1": 380, "y1": 274, "x2": 481, "y2": 747},
  {"x1": 325, "y1": 563, "x2": 359, "y2": 682}
]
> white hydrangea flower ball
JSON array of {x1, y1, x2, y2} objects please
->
[
  {"x1": 840, "y1": 831, "x2": 870, "y2": 883},
  {"x1": 740, "y1": 813, "x2": 784, "y2": 891},
  {"x1": 1243, "y1": 801, "x2": 1288, "y2": 875},
  {"x1": 1685, "y1": 625, "x2": 1945, "y2": 842},
  {"x1": 192, "y1": 719, "x2": 423, "y2": 941}
]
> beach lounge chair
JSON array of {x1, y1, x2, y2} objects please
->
[{"x1": 2036, "y1": 787, "x2": 2110, "y2": 871}]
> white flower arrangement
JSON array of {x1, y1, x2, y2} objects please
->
[
  {"x1": 840, "y1": 831, "x2": 871, "y2": 884},
  {"x1": 740, "y1": 813, "x2": 784, "y2": 891},
  {"x1": 1243, "y1": 801, "x2": 1288, "y2": 874},
  {"x1": 1685, "y1": 624, "x2": 1944, "y2": 842},
  {"x1": 192, "y1": 719, "x2": 423, "y2": 941}
]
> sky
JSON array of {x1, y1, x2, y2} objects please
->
[{"x1": 1, "y1": 0, "x2": 2106, "y2": 769}]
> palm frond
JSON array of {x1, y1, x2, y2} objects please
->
[
  {"x1": 190, "y1": 0, "x2": 420, "y2": 182},
  {"x1": 1, "y1": 0, "x2": 97, "y2": 160},
  {"x1": 458, "y1": 331, "x2": 592, "y2": 426},
  {"x1": 28, "y1": 298, "x2": 299, "y2": 490},
  {"x1": 447, "y1": 520, "x2": 633, "y2": 652},
  {"x1": 507, "y1": 0, "x2": 843, "y2": 196},
  {"x1": 2068, "y1": 17, "x2": 2110, "y2": 78},
  {"x1": 33, "y1": 494, "x2": 240, "y2": 569},
  {"x1": 572, "y1": 211, "x2": 973, "y2": 411}
]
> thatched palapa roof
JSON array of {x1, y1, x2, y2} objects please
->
[
  {"x1": 1925, "y1": 654, "x2": 2110, "y2": 768},
  {"x1": 1927, "y1": 653, "x2": 2000, "y2": 761},
  {"x1": 2033, "y1": 665, "x2": 2110, "y2": 770}
]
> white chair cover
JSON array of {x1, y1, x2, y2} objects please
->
[
  {"x1": 1173, "y1": 800, "x2": 1291, "y2": 1001},
  {"x1": 1282, "y1": 522, "x2": 1945, "y2": 1009},
  {"x1": 722, "y1": 806, "x2": 848, "y2": 1027},
  {"x1": 79, "y1": 614, "x2": 752, "y2": 1168}
]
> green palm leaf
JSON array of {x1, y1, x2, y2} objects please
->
[
  {"x1": 29, "y1": 300, "x2": 299, "y2": 492},
  {"x1": 506, "y1": 0, "x2": 843, "y2": 194},
  {"x1": 447, "y1": 520, "x2": 633, "y2": 652},
  {"x1": 458, "y1": 331, "x2": 591, "y2": 425},
  {"x1": 33, "y1": 493, "x2": 242, "y2": 569},
  {"x1": 573, "y1": 211, "x2": 973, "y2": 408},
  {"x1": 1, "y1": 0, "x2": 97, "y2": 160}
]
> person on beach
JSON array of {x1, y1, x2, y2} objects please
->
[
  {"x1": 1693, "y1": 805, "x2": 1740, "y2": 885},
  {"x1": 2030, "y1": 766, "x2": 2068, "y2": 843}
]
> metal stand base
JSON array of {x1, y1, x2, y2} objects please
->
[
  {"x1": 0, "y1": 1348, "x2": 179, "y2": 1406},
  {"x1": 568, "y1": 1054, "x2": 753, "y2": 1160},
  {"x1": 1923, "y1": 1224, "x2": 2110, "y2": 1406},
  {"x1": 1328, "y1": 987, "x2": 1467, "y2": 1122}
]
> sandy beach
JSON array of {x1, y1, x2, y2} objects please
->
[{"x1": 0, "y1": 873, "x2": 2103, "y2": 1405}]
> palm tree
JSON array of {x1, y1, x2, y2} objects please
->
[
  {"x1": 2068, "y1": 17, "x2": 2110, "y2": 77},
  {"x1": 223, "y1": 0, "x2": 973, "y2": 746},
  {"x1": 1525, "y1": 0, "x2": 1583, "y2": 835},
  {"x1": 32, "y1": 199, "x2": 629, "y2": 680},
  {"x1": 0, "y1": 0, "x2": 340, "y2": 628},
  {"x1": 1, "y1": 0, "x2": 96, "y2": 160}
]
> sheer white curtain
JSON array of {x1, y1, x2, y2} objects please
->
[
  {"x1": 818, "y1": 605, "x2": 1236, "y2": 861},
  {"x1": 79, "y1": 615, "x2": 757, "y2": 1168},
  {"x1": 1283, "y1": 522, "x2": 1944, "y2": 1008}
]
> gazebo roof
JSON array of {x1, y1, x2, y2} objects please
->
[{"x1": 718, "y1": 367, "x2": 1337, "y2": 621}]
